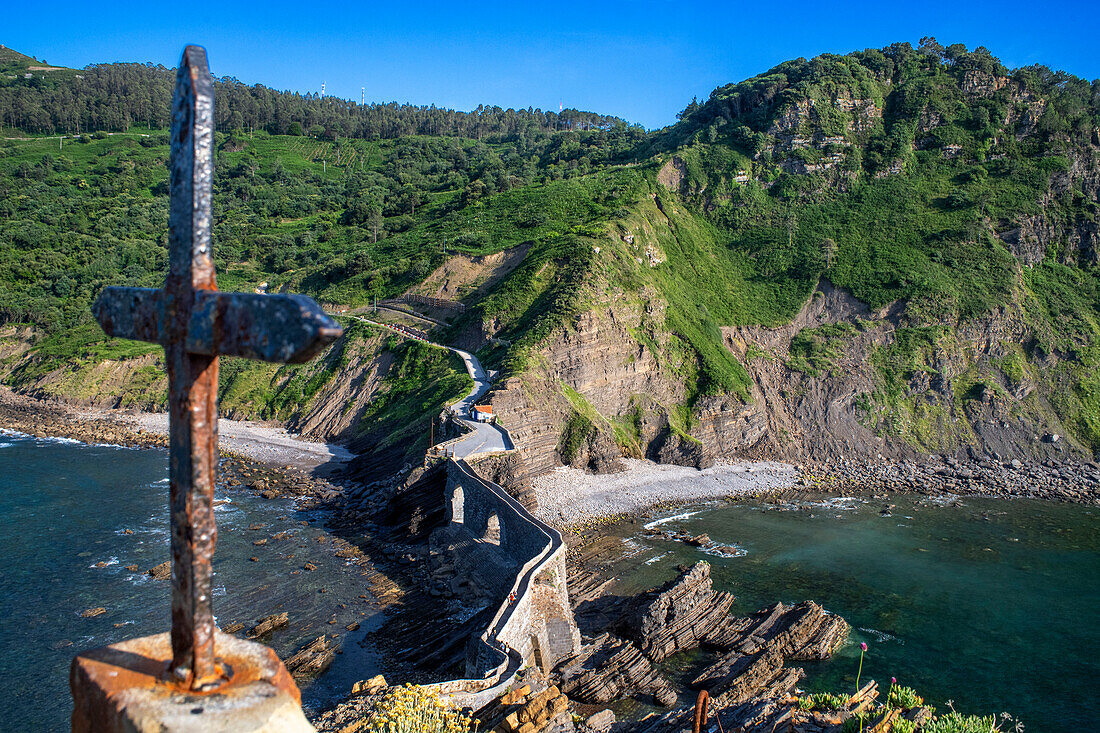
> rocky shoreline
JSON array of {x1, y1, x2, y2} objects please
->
[
  {"x1": 533, "y1": 451, "x2": 1100, "y2": 541},
  {"x1": 804, "y1": 454, "x2": 1100, "y2": 506},
  {"x1": 0, "y1": 387, "x2": 351, "y2": 504}
]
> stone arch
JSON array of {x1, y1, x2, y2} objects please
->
[
  {"x1": 451, "y1": 485, "x2": 464, "y2": 524},
  {"x1": 484, "y1": 512, "x2": 502, "y2": 545}
]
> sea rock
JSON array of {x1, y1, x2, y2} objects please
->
[
  {"x1": 350, "y1": 674, "x2": 387, "y2": 696},
  {"x1": 556, "y1": 633, "x2": 678, "y2": 706},
  {"x1": 247, "y1": 612, "x2": 289, "y2": 638},
  {"x1": 147, "y1": 560, "x2": 171, "y2": 580},
  {"x1": 693, "y1": 601, "x2": 847, "y2": 705},
  {"x1": 284, "y1": 634, "x2": 336, "y2": 679},
  {"x1": 80, "y1": 607, "x2": 106, "y2": 618},
  {"x1": 618, "y1": 561, "x2": 734, "y2": 661},
  {"x1": 584, "y1": 709, "x2": 616, "y2": 733},
  {"x1": 473, "y1": 676, "x2": 574, "y2": 733}
]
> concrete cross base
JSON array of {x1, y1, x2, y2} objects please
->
[{"x1": 70, "y1": 631, "x2": 315, "y2": 732}]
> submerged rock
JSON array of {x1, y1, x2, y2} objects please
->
[{"x1": 146, "y1": 561, "x2": 171, "y2": 580}]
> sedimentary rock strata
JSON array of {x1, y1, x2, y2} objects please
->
[
  {"x1": 474, "y1": 675, "x2": 574, "y2": 733},
  {"x1": 617, "y1": 561, "x2": 735, "y2": 661},
  {"x1": 557, "y1": 562, "x2": 848, "y2": 717},
  {"x1": 556, "y1": 633, "x2": 678, "y2": 707}
]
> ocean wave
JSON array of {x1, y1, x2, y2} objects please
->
[
  {"x1": 858, "y1": 626, "x2": 902, "y2": 644},
  {"x1": 89, "y1": 557, "x2": 119, "y2": 569},
  {"x1": 0, "y1": 442, "x2": 12, "y2": 448},
  {"x1": 39, "y1": 436, "x2": 82, "y2": 445},
  {"x1": 808, "y1": 496, "x2": 866, "y2": 511},
  {"x1": 700, "y1": 542, "x2": 748, "y2": 559},
  {"x1": 619, "y1": 537, "x2": 647, "y2": 560},
  {"x1": 922, "y1": 494, "x2": 963, "y2": 507},
  {"x1": 643, "y1": 510, "x2": 704, "y2": 530},
  {"x1": 643, "y1": 552, "x2": 670, "y2": 565}
]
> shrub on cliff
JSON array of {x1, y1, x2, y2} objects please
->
[{"x1": 363, "y1": 684, "x2": 473, "y2": 733}]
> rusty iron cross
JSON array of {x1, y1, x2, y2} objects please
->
[{"x1": 93, "y1": 46, "x2": 342, "y2": 690}]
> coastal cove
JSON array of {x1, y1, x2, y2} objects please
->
[
  {"x1": 582, "y1": 493, "x2": 1100, "y2": 732},
  {"x1": 0, "y1": 430, "x2": 382, "y2": 731}
]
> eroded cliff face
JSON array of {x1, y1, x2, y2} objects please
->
[
  {"x1": 1005, "y1": 150, "x2": 1100, "y2": 267},
  {"x1": 487, "y1": 269, "x2": 1089, "y2": 480},
  {"x1": 0, "y1": 326, "x2": 396, "y2": 443},
  {"x1": 489, "y1": 293, "x2": 770, "y2": 475}
]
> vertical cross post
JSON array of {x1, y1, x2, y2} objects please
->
[
  {"x1": 89, "y1": 45, "x2": 342, "y2": 693},
  {"x1": 166, "y1": 45, "x2": 220, "y2": 689}
]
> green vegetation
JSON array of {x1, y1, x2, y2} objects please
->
[
  {"x1": 922, "y1": 712, "x2": 999, "y2": 733},
  {"x1": 888, "y1": 685, "x2": 924, "y2": 710},
  {"x1": 788, "y1": 322, "x2": 858, "y2": 376},
  {"x1": 799, "y1": 691, "x2": 849, "y2": 711},
  {"x1": 801, "y1": 680, "x2": 1012, "y2": 733},
  {"x1": 355, "y1": 338, "x2": 473, "y2": 462},
  {"x1": 2, "y1": 38, "x2": 1099, "y2": 455},
  {"x1": 558, "y1": 411, "x2": 596, "y2": 464},
  {"x1": 5, "y1": 322, "x2": 160, "y2": 389}
]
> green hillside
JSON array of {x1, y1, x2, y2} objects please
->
[{"x1": 1, "y1": 39, "x2": 1098, "y2": 458}]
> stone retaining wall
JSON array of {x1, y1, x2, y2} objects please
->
[{"x1": 423, "y1": 457, "x2": 579, "y2": 710}]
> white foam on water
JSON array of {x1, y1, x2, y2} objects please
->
[
  {"x1": 89, "y1": 556, "x2": 119, "y2": 569},
  {"x1": 859, "y1": 626, "x2": 902, "y2": 644},
  {"x1": 700, "y1": 542, "x2": 748, "y2": 559},
  {"x1": 922, "y1": 493, "x2": 963, "y2": 507},
  {"x1": 643, "y1": 509, "x2": 704, "y2": 530},
  {"x1": 643, "y1": 552, "x2": 670, "y2": 565},
  {"x1": 619, "y1": 537, "x2": 647, "y2": 560},
  {"x1": 40, "y1": 436, "x2": 82, "y2": 445},
  {"x1": 809, "y1": 496, "x2": 866, "y2": 511}
]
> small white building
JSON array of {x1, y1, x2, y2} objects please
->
[{"x1": 472, "y1": 405, "x2": 494, "y2": 423}]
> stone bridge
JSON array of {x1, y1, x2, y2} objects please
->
[
  {"x1": 424, "y1": 456, "x2": 579, "y2": 709},
  {"x1": 370, "y1": 318, "x2": 579, "y2": 709}
]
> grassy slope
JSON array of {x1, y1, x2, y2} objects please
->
[{"x1": 2, "y1": 42, "x2": 1098, "y2": 458}]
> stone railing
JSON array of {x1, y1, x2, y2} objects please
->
[{"x1": 422, "y1": 456, "x2": 573, "y2": 710}]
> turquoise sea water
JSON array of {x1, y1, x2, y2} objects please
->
[
  {"x1": 605, "y1": 494, "x2": 1099, "y2": 731},
  {"x1": 0, "y1": 430, "x2": 381, "y2": 731}
]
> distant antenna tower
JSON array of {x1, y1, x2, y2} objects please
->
[
  {"x1": 361, "y1": 87, "x2": 365, "y2": 105},
  {"x1": 321, "y1": 81, "x2": 326, "y2": 97}
]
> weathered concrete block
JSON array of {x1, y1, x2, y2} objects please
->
[{"x1": 71, "y1": 631, "x2": 313, "y2": 732}]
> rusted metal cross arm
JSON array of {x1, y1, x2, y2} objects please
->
[{"x1": 93, "y1": 287, "x2": 342, "y2": 364}]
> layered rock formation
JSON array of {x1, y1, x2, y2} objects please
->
[
  {"x1": 473, "y1": 675, "x2": 574, "y2": 733},
  {"x1": 556, "y1": 563, "x2": 848, "y2": 712},
  {"x1": 617, "y1": 561, "x2": 735, "y2": 661}
]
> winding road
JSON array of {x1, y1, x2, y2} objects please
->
[{"x1": 346, "y1": 315, "x2": 512, "y2": 457}]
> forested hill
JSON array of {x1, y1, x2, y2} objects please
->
[
  {"x1": 0, "y1": 45, "x2": 635, "y2": 138},
  {"x1": 2, "y1": 39, "x2": 1099, "y2": 468}
]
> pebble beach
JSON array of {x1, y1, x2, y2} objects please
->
[{"x1": 532, "y1": 458, "x2": 799, "y2": 528}]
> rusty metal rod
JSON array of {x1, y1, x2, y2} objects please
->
[
  {"x1": 92, "y1": 43, "x2": 342, "y2": 693},
  {"x1": 166, "y1": 44, "x2": 220, "y2": 690},
  {"x1": 693, "y1": 689, "x2": 709, "y2": 733}
]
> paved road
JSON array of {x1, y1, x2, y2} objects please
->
[
  {"x1": 345, "y1": 315, "x2": 511, "y2": 457},
  {"x1": 447, "y1": 347, "x2": 512, "y2": 457}
]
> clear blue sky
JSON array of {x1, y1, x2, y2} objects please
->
[{"x1": 4, "y1": 0, "x2": 1096, "y2": 129}]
